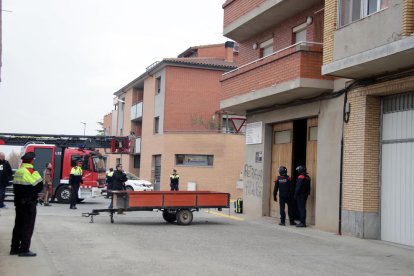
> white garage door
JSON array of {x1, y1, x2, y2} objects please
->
[{"x1": 381, "y1": 93, "x2": 414, "y2": 246}]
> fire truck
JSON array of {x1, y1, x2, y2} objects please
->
[{"x1": 0, "y1": 133, "x2": 129, "y2": 203}]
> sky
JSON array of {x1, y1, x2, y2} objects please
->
[{"x1": 0, "y1": 0, "x2": 227, "y2": 157}]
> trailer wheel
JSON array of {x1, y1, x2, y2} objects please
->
[
  {"x1": 162, "y1": 210, "x2": 177, "y2": 223},
  {"x1": 176, "y1": 209, "x2": 193, "y2": 225},
  {"x1": 56, "y1": 186, "x2": 71, "y2": 204}
]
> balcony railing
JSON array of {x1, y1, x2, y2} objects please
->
[
  {"x1": 130, "y1": 102, "x2": 143, "y2": 121},
  {"x1": 129, "y1": 137, "x2": 141, "y2": 155},
  {"x1": 221, "y1": 42, "x2": 333, "y2": 113}
]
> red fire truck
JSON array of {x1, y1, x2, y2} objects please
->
[{"x1": 0, "y1": 133, "x2": 129, "y2": 203}]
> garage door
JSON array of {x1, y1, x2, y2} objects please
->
[{"x1": 381, "y1": 93, "x2": 414, "y2": 246}]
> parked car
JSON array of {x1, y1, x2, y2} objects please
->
[
  {"x1": 102, "y1": 172, "x2": 153, "y2": 195},
  {"x1": 124, "y1": 172, "x2": 153, "y2": 191}
]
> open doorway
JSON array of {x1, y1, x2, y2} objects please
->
[{"x1": 292, "y1": 119, "x2": 307, "y2": 179}]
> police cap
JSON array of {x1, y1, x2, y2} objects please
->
[{"x1": 21, "y1": 152, "x2": 35, "y2": 161}]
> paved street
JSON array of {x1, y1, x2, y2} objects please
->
[{"x1": 1, "y1": 197, "x2": 414, "y2": 276}]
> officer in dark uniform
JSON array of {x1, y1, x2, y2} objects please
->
[
  {"x1": 69, "y1": 159, "x2": 83, "y2": 209},
  {"x1": 170, "y1": 169, "x2": 179, "y2": 191},
  {"x1": 10, "y1": 152, "x2": 43, "y2": 257},
  {"x1": 273, "y1": 166, "x2": 296, "y2": 226},
  {"x1": 294, "y1": 165, "x2": 311, "y2": 228}
]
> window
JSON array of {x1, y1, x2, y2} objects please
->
[
  {"x1": 156, "y1": 77, "x2": 161, "y2": 94},
  {"x1": 293, "y1": 23, "x2": 307, "y2": 44},
  {"x1": 339, "y1": 0, "x2": 389, "y2": 27},
  {"x1": 274, "y1": 130, "x2": 291, "y2": 144},
  {"x1": 133, "y1": 155, "x2": 140, "y2": 168},
  {"x1": 260, "y1": 38, "x2": 273, "y2": 58},
  {"x1": 175, "y1": 154, "x2": 214, "y2": 167},
  {"x1": 309, "y1": 126, "x2": 318, "y2": 141},
  {"x1": 154, "y1": 117, "x2": 160, "y2": 134}
]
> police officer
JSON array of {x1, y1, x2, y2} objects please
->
[
  {"x1": 69, "y1": 159, "x2": 83, "y2": 209},
  {"x1": 170, "y1": 169, "x2": 179, "y2": 191},
  {"x1": 294, "y1": 165, "x2": 311, "y2": 228},
  {"x1": 10, "y1": 152, "x2": 43, "y2": 257},
  {"x1": 105, "y1": 168, "x2": 114, "y2": 199},
  {"x1": 273, "y1": 166, "x2": 296, "y2": 226}
]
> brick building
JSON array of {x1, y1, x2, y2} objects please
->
[
  {"x1": 323, "y1": 0, "x2": 414, "y2": 246},
  {"x1": 221, "y1": 0, "x2": 414, "y2": 247},
  {"x1": 104, "y1": 42, "x2": 245, "y2": 198}
]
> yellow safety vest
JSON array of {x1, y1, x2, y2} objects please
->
[
  {"x1": 70, "y1": 166, "x2": 83, "y2": 176},
  {"x1": 170, "y1": 174, "x2": 179, "y2": 179},
  {"x1": 107, "y1": 171, "x2": 114, "y2": 177},
  {"x1": 13, "y1": 163, "x2": 43, "y2": 186}
]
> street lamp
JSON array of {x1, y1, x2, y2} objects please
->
[{"x1": 80, "y1": 122, "x2": 86, "y2": 136}]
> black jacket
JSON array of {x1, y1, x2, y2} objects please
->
[
  {"x1": 273, "y1": 175, "x2": 294, "y2": 200},
  {"x1": 111, "y1": 170, "x2": 128, "y2": 191},
  {"x1": 294, "y1": 173, "x2": 311, "y2": 198},
  {"x1": 0, "y1": 159, "x2": 13, "y2": 187}
]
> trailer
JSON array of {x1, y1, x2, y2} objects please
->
[{"x1": 82, "y1": 191, "x2": 230, "y2": 225}]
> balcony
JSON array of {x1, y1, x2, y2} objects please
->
[
  {"x1": 220, "y1": 42, "x2": 333, "y2": 114},
  {"x1": 130, "y1": 137, "x2": 141, "y2": 154},
  {"x1": 223, "y1": 0, "x2": 321, "y2": 42},
  {"x1": 322, "y1": 3, "x2": 414, "y2": 79},
  {"x1": 130, "y1": 102, "x2": 143, "y2": 121},
  {"x1": 323, "y1": 35, "x2": 414, "y2": 79}
]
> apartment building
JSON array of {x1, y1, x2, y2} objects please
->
[
  {"x1": 221, "y1": 0, "x2": 339, "y2": 231},
  {"x1": 104, "y1": 42, "x2": 245, "y2": 198},
  {"x1": 221, "y1": 0, "x2": 414, "y2": 247},
  {"x1": 323, "y1": 0, "x2": 414, "y2": 246}
]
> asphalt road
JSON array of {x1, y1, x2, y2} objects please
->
[{"x1": 1, "y1": 197, "x2": 414, "y2": 276}]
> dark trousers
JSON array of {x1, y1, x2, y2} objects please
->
[
  {"x1": 0, "y1": 185, "x2": 6, "y2": 207},
  {"x1": 70, "y1": 183, "x2": 80, "y2": 207},
  {"x1": 11, "y1": 199, "x2": 37, "y2": 252},
  {"x1": 296, "y1": 193, "x2": 309, "y2": 225},
  {"x1": 170, "y1": 184, "x2": 179, "y2": 191},
  {"x1": 279, "y1": 196, "x2": 295, "y2": 223}
]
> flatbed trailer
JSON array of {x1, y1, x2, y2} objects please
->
[{"x1": 82, "y1": 191, "x2": 230, "y2": 225}]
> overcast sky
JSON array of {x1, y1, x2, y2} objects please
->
[{"x1": 0, "y1": 0, "x2": 227, "y2": 157}]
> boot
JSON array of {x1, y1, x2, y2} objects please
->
[{"x1": 18, "y1": 251, "x2": 37, "y2": 257}]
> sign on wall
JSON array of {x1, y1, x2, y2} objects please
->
[{"x1": 246, "y1": 122, "x2": 262, "y2": 145}]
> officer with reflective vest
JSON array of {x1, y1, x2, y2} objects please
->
[
  {"x1": 294, "y1": 165, "x2": 311, "y2": 228},
  {"x1": 10, "y1": 152, "x2": 43, "y2": 257},
  {"x1": 69, "y1": 159, "x2": 83, "y2": 209},
  {"x1": 273, "y1": 166, "x2": 296, "y2": 226},
  {"x1": 170, "y1": 169, "x2": 179, "y2": 191}
]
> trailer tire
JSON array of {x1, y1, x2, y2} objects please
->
[
  {"x1": 162, "y1": 210, "x2": 177, "y2": 223},
  {"x1": 56, "y1": 186, "x2": 71, "y2": 204},
  {"x1": 176, "y1": 209, "x2": 193, "y2": 225}
]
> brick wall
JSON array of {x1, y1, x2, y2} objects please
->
[
  {"x1": 402, "y1": 0, "x2": 414, "y2": 36},
  {"x1": 223, "y1": 0, "x2": 266, "y2": 27},
  {"x1": 197, "y1": 45, "x2": 227, "y2": 59},
  {"x1": 221, "y1": 47, "x2": 330, "y2": 100},
  {"x1": 323, "y1": 0, "x2": 336, "y2": 65},
  {"x1": 343, "y1": 74, "x2": 414, "y2": 213},
  {"x1": 163, "y1": 66, "x2": 224, "y2": 131},
  {"x1": 234, "y1": 4, "x2": 323, "y2": 65}
]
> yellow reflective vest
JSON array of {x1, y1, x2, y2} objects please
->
[{"x1": 13, "y1": 163, "x2": 42, "y2": 186}]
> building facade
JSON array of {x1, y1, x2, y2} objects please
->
[
  {"x1": 104, "y1": 42, "x2": 245, "y2": 198},
  {"x1": 221, "y1": 0, "x2": 340, "y2": 232},
  {"x1": 323, "y1": 0, "x2": 414, "y2": 246},
  {"x1": 221, "y1": 0, "x2": 414, "y2": 247}
]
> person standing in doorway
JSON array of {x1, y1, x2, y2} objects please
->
[
  {"x1": 69, "y1": 159, "x2": 83, "y2": 210},
  {"x1": 41, "y1": 163, "x2": 53, "y2": 206},
  {"x1": 294, "y1": 165, "x2": 311, "y2": 228},
  {"x1": 0, "y1": 152, "x2": 13, "y2": 209},
  {"x1": 273, "y1": 166, "x2": 296, "y2": 226},
  {"x1": 10, "y1": 152, "x2": 43, "y2": 257},
  {"x1": 170, "y1": 169, "x2": 179, "y2": 191}
]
